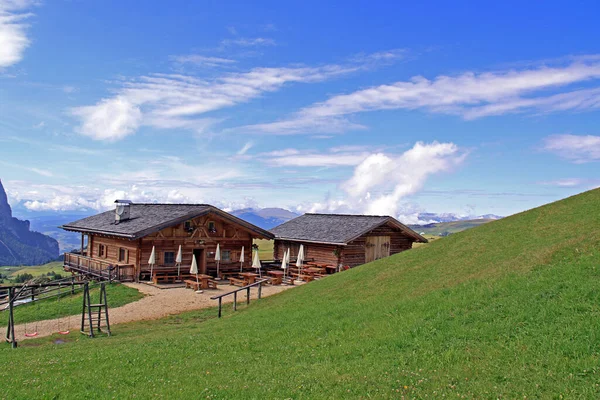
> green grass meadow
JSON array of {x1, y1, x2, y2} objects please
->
[
  {"x1": 0, "y1": 261, "x2": 65, "y2": 280},
  {"x1": 1, "y1": 189, "x2": 600, "y2": 398}
]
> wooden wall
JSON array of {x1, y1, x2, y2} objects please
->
[
  {"x1": 274, "y1": 240, "x2": 342, "y2": 266},
  {"x1": 274, "y1": 222, "x2": 416, "y2": 269},
  {"x1": 89, "y1": 235, "x2": 138, "y2": 267},
  {"x1": 87, "y1": 211, "x2": 261, "y2": 279},
  {"x1": 342, "y1": 224, "x2": 415, "y2": 267},
  {"x1": 139, "y1": 213, "x2": 254, "y2": 276}
]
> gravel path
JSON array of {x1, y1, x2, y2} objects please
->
[{"x1": 11, "y1": 282, "x2": 297, "y2": 341}]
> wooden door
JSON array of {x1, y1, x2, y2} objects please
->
[
  {"x1": 365, "y1": 236, "x2": 391, "y2": 263},
  {"x1": 193, "y1": 249, "x2": 207, "y2": 274}
]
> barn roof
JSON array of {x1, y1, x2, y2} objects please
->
[
  {"x1": 270, "y1": 213, "x2": 427, "y2": 245},
  {"x1": 61, "y1": 204, "x2": 274, "y2": 240}
]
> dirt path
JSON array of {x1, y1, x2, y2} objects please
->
[{"x1": 11, "y1": 282, "x2": 297, "y2": 341}]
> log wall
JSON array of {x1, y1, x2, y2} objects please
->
[
  {"x1": 274, "y1": 240, "x2": 342, "y2": 266},
  {"x1": 274, "y1": 222, "x2": 416, "y2": 269},
  {"x1": 87, "y1": 212, "x2": 261, "y2": 279}
]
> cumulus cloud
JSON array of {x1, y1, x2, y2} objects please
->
[
  {"x1": 240, "y1": 58, "x2": 600, "y2": 134},
  {"x1": 306, "y1": 141, "x2": 466, "y2": 217},
  {"x1": 71, "y1": 96, "x2": 143, "y2": 141},
  {"x1": 542, "y1": 134, "x2": 600, "y2": 163},
  {"x1": 0, "y1": 0, "x2": 35, "y2": 68}
]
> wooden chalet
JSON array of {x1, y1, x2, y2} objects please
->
[
  {"x1": 270, "y1": 213, "x2": 427, "y2": 268},
  {"x1": 61, "y1": 201, "x2": 274, "y2": 281}
]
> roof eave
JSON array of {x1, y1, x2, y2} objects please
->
[{"x1": 274, "y1": 237, "x2": 346, "y2": 246}]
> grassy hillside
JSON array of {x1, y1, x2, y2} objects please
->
[
  {"x1": 0, "y1": 261, "x2": 64, "y2": 279},
  {"x1": 1, "y1": 189, "x2": 600, "y2": 398}
]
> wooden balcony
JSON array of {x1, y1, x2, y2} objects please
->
[{"x1": 63, "y1": 253, "x2": 135, "y2": 282}]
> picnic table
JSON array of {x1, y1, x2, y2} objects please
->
[
  {"x1": 324, "y1": 265, "x2": 338, "y2": 274},
  {"x1": 240, "y1": 272, "x2": 258, "y2": 285},
  {"x1": 266, "y1": 270, "x2": 284, "y2": 285},
  {"x1": 185, "y1": 274, "x2": 218, "y2": 290}
]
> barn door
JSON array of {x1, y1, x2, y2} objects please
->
[{"x1": 365, "y1": 236, "x2": 391, "y2": 263}]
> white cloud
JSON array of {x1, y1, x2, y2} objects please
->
[
  {"x1": 265, "y1": 149, "x2": 369, "y2": 167},
  {"x1": 0, "y1": 0, "x2": 35, "y2": 68},
  {"x1": 306, "y1": 141, "x2": 466, "y2": 217},
  {"x1": 71, "y1": 64, "x2": 360, "y2": 141},
  {"x1": 542, "y1": 134, "x2": 600, "y2": 163},
  {"x1": 171, "y1": 54, "x2": 237, "y2": 67},
  {"x1": 72, "y1": 96, "x2": 143, "y2": 141},
  {"x1": 538, "y1": 178, "x2": 586, "y2": 187},
  {"x1": 237, "y1": 141, "x2": 253, "y2": 155},
  {"x1": 241, "y1": 58, "x2": 600, "y2": 134},
  {"x1": 221, "y1": 37, "x2": 276, "y2": 47}
]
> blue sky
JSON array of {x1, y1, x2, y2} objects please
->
[{"x1": 1, "y1": 0, "x2": 599, "y2": 222}]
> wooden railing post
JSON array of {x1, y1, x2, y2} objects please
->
[
  {"x1": 246, "y1": 287, "x2": 250, "y2": 304},
  {"x1": 233, "y1": 291, "x2": 237, "y2": 311},
  {"x1": 258, "y1": 282, "x2": 262, "y2": 299},
  {"x1": 218, "y1": 298, "x2": 222, "y2": 318}
]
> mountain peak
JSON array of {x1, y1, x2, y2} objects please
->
[{"x1": 0, "y1": 179, "x2": 12, "y2": 219}]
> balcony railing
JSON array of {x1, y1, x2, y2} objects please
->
[{"x1": 63, "y1": 253, "x2": 135, "y2": 282}]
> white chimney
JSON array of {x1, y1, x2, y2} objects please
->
[{"x1": 115, "y1": 200, "x2": 132, "y2": 224}]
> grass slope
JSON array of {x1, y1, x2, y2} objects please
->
[
  {"x1": 2, "y1": 189, "x2": 600, "y2": 398},
  {"x1": 0, "y1": 261, "x2": 64, "y2": 279}
]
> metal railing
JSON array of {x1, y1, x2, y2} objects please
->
[{"x1": 210, "y1": 279, "x2": 268, "y2": 318}]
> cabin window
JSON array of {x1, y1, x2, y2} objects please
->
[
  {"x1": 222, "y1": 250, "x2": 231, "y2": 262},
  {"x1": 98, "y1": 244, "x2": 106, "y2": 258},
  {"x1": 118, "y1": 248, "x2": 128, "y2": 263},
  {"x1": 184, "y1": 220, "x2": 193, "y2": 231},
  {"x1": 208, "y1": 221, "x2": 216, "y2": 233},
  {"x1": 164, "y1": 251, "x2": 175, "y2": 265}
]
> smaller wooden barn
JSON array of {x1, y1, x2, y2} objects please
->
[{"x1": 270, "y1": 213, "x2": 427, "y2": 268}]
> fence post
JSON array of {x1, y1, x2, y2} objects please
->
[
  {"x1": 31, "y1": 287, "x2": 35, "y2": 302},
  {"x1": 218, "y1": 297, "x2": 222, "y2": 318},
  {"x1": 247, "y1": 287, "x2": 250, "y2": 304},
  {"x1": 233, "y1": 291, "x2": 237, "y2": 311},
  {"x1": 258, "y1": 282, "x2": 262, "y2": 299},
  {"x1": 71, "y1": 276, "x2": 75, "y2": 295}
]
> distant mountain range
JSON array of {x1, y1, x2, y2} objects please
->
[
  {"x1": 414, "y1": 213, "x2": 503, "y2": 224},
  {"x1": 231, "y1": 207, "x2": 300, "y2": 230},
  {"x1": 0, "y1": 180, "x2": 59, "y2": 266}
]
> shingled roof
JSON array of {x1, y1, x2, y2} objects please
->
[
  {"x1": 61, "y1": 204, "x2": 274, "y2": 240},
  {"x1": 270, "y1": 213, "x2": 427, "y2": 245}
]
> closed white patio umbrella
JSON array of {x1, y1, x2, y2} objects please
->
[
  {"x1": 280, "y1": 249, "x2": 289, "y2": 280},
  {"x1": 190, "y1": 254, "x2": 201, "y2": 293},
  {"x1": 239, "y1": 246, "x2": 245, "y2": 272},
  {"x1": 295, "y1": 244, "x2": 305, "y2": 284},
  {"x1": 252, "y1": 249, "x2": 262, "y2": 278},
  {"x1": 148, "y1": 246, "x2": 156, "y2": 280},
  {"x1": 215, "y1": 243, "x2": 221, "y2": 280},
  {"x1": 175, "y1": 245, "x2": 183, "y2": 279}
]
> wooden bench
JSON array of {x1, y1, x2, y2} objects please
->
[
  {"x1": 185, "y1": 278, "x2": 218, "y2": 290},
  {"x1": 153, "y1": 274, "x2": 179, "y2": 284},
  {"x1": 184, "y1": 279, "x2": 201, "y2": 290},
  {"x1": 229, "y1": 277, "x2": 245, "y2": 287},
  {"x1": 291, "y1": 273, "x2": 314, "y2": 282},
  {"x1": 266, "y1": 276, "x2": 282, "y2": 285}
]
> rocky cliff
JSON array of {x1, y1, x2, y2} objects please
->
[{"x1": 0, "y1": 180, "x2": 59, "y2": 265}]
